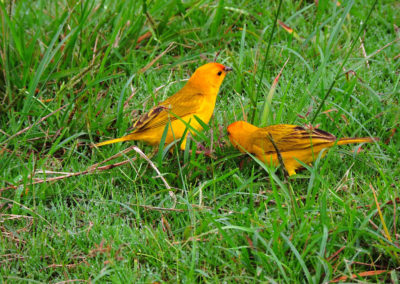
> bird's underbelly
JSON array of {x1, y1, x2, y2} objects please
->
[{"x1": 256, "y1": 147, "x2": 328, "y2": 168}]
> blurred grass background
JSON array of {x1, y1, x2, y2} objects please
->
[{"x1": 1, "y1": 0, "x2": 399, "y2": 282}]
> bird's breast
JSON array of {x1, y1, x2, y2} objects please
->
[{"x1": 197, "y1": 95, "x2": 217, "y2": 123}]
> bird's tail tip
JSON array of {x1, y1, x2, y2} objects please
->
[
  {"x1": 92, "y1": 135, "x2": 134, "y2": 148},
  {"x1": 338, "y1": 136, "x2": 379, "y2": 145}
]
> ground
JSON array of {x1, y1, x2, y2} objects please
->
[{"x1": 0, "y1": 0, "x2": 399, "y2": 282}]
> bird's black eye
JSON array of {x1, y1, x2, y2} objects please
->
[{"x1": 217, "y1": 71, "x2": 222, "y2": 76}]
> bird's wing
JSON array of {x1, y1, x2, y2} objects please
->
[
  {"x1": 251, "y1": 125, "x2": 336, "y2": 153},
  {"x1": 132, "y1": 92, "x2": 205, "y2": 132}
]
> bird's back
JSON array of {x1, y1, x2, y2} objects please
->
[{"x1": 251, "y1": 124, "x2": 337, "y2": 154}]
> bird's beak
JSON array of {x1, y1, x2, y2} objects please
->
[{"x1": 224, "y1": 66, "x2": 233, "y2": 72}]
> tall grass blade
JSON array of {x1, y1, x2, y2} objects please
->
[
  {"x1": 259, "y1": 57, "x2": 289, "y2": 126},
  {"x1": 250, "y1": 0, "x2": 283, "y2": 124},
  {"x1": 311, "y1": 0, "x2": 378, "y2": 123}
]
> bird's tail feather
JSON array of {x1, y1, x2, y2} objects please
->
[
  {"x1": 94, "y1": 134, "x2": 137, "y2": 147},
  {"x1": 336, "y1": 136, "x2": 378, "y2": 146}
]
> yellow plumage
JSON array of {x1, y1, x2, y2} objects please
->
[
  {"x1": 227, "y1": 121, "x2": 377, "y2": 176},
  {"x1": 95, "y1": 63, "x2": 232, "y2": 149}
]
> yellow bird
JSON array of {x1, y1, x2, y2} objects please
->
[
  {"x1": 95, "y1": 63, "x2": 232, "y2": 149},
  {"x1": 227, "y1": 121, "x2": 377, "y2": 176}
]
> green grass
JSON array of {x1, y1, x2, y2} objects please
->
[{"x1": 1, "y1": 0, "x2": 399, "y2": 282}]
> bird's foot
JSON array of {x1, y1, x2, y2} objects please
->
[{"x1": 192, "y1": 142, "x2": 216, "y2": 159}]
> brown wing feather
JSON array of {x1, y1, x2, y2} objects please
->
[
  {"x1": 252, "y1": 124, "x2": 337, "y2": 154},
  {"x1": 133, "y1": 105, "x2": 171, "y2": 129},
  {"x1": 131, "y1": 92, "x2": 205, "y2": 133}
]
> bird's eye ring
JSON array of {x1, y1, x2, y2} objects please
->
[{"x1": 217, "y1": 71, "x2": 222, "y2": 76}]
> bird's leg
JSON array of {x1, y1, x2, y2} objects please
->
[
  {"x1": 194, "y1": 129, "x2": 217, "y2": 158},
  {"x1": 181, "y1": 132, "x2": 216, "y2": 158},
  {"x1": 194, "y1": 142, "x2": 216, "y2": 158}
]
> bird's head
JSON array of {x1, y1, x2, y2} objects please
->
[
  {"x1": 188, "y1": 62, "x2": 232, "y2": 91},
  {"x1": 227, "y1": 120, "x2": 257, "y2": 151}
]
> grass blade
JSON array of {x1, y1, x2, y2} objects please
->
[
  {"x1": 250, "y1": 0, "x2": 283, "y2": 124},
  {"x1": 280, "y1": 233, "x2": 312, "y2": 283},
  {"x1": 259, "y1": 57, "x2": 289, "y2": 126},
  {"x1": 311, "y1": 0, "x2": 379, "y2": 123}
]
